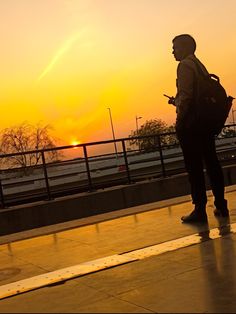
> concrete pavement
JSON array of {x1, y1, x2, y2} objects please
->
[{"x1": 0, "y1": 186, "x2": 236, "y2": 312}]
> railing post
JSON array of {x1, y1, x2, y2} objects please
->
[
  {"x1": 41, "y1": 151, "x2": 52, "y2": 200},
  {"x1": 122, "y1": 140, "x2": 132, "y2": 184},
  {"x1": 83, "y1": 145, "x2": 93, "y2": 192},
  {"x1": 0, "y1": 178, "x2": 5, "y2": 209},
  {"x1": 157, "y1": 135, "x2": 166, "y2": 177}
]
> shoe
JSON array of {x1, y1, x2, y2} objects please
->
[
  {"x1": 181, "y1": 210, "x2": 208, "y2": 223},
  {"x1": 214, "y1": 208, "x2": 229, "y2": 217}
]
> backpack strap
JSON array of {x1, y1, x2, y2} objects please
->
[
  {"x1": 188, "y1": 57, "x2": 208, "y2": 77},
  {"x1": 189, "y1": 57, "x2": 221, "y2": 83}
]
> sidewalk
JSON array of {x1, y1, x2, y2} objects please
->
[{"x1": 0, "y1": 186, "x2": 236, "y2": 313}]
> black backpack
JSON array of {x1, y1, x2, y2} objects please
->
[{"x1": 192, "y1": 59, "x2": 234, "y2": 135}]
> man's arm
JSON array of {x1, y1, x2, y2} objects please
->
[{"x1": 175, "y1": 61, "x2": 195, "y2": 123}]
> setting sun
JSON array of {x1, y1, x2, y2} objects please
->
[{"x1": 71, "y1": 139, "x2": 81, "y2": 147}]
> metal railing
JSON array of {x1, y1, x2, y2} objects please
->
[{"x1": 0, "y1": 124, "x2": 236, "y2": 209}]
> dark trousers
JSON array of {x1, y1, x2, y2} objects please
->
[{"x1": 177, "y1": 132, "x2": 225, "y2": 211}]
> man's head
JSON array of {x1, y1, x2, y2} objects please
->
[{"x1": 172, "y1": 34, "x2": 196, "y2": 61}]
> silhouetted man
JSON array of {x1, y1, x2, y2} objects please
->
[{"x1": 170, "y1": 34, "x2": 229, "y2": 223}]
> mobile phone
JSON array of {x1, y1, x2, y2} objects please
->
[{"x1": 163, "y1": 94, "x2": 172, "y2": 99}]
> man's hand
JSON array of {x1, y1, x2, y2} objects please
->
[
  {"x1": 168, "y1": 97, "x2": 175, "y2": 105},
  {"x1": 163, "y1": 94, "x2": 175, "y2": 105}
]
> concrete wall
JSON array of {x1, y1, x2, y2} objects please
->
[{"x1": 0, "y1": 164, "x2": 236, "y2": 236}]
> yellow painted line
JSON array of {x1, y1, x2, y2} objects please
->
[
  {"x1": 0, "y1": 221, "x2": 235, "y2": 300},
  {"x1": 124, "y1": 223, "x2": 234, "y2": 260},
  {"x1": 0, "y1": 255, "x2": 137, "y2": 300}
]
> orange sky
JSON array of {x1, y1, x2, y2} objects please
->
[{"x1": 1, "y1": 0, "x2": 236, "y2": 148}]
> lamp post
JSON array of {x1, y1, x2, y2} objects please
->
[
  {"x1": 232, "y1": 108, "x2": 236, "y2": 133},
  {"x1": 135, "y1": 116, "x2": 142, "y2": 150},
  {"x1": 107, "y1": 107, "x2": 118, "y2": 157}
]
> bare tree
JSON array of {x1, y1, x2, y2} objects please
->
[{"x1": 0, "y1": 122, "x2": 61, "y2": 172}]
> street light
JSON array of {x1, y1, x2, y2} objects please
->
[
  {"x1": 107, "y1": 107, "x2": 118, "y2": 157},
  {"x1": 232, "y1": 108, "x2": 236, "y2": 132},
  {"x1": 135, "y1": 116, "x2": 142, "y2": 150}
]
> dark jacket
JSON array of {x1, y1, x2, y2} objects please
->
[{"x1": 175, "y1": 54, "x2": 208, "y2": 133}]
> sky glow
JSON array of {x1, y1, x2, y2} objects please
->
[{"x1": 1, "y1": 0, "x2": 236, "y2": 147}]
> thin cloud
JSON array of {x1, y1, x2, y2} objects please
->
[{"x1": 37, "y1": 29, "x2": 87, "y2": 82}]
